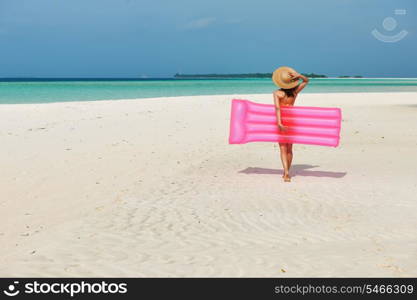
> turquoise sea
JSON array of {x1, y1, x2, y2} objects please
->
[{"x1": 1, "y1": 78, "x2": 417, "y2": 104}]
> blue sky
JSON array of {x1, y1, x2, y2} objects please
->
[{"x1": 0, "y1": 0, "x2": 416, "y2": 77}]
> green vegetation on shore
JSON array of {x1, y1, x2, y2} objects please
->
[{"x1": 174, "y1": 72, "x2": 328, "y2": 79}]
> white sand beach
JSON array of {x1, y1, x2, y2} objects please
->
[{"x1": 1, "y1": 92, "x2": 417, "y2": 277}]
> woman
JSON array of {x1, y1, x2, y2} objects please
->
[{"x1": 272, "y1": 66, "x2": 309, "y2": 182}]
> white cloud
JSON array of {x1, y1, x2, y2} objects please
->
[{"x1": 180, "y1": 17, "x2": 216, "y2": 30}]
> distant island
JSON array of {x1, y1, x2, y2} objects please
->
[
  {"x1": 338, "y1": 75, "x2": 363, "y2": 78},
  {"x1": 174, "y1": 72, "x2": 328, "y2": 79}
]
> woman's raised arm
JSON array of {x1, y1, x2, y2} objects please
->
[{"x1": 294, "y1": 73, "x2": 309, "y2": 94}]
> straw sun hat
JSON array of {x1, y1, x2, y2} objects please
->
[{"x1": 272, "y1": 66, "x2": 300, "y2": 89}]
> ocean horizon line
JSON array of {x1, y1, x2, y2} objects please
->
[{"x1": 1, "y1": 77, "x2": 417, "y2": 82}]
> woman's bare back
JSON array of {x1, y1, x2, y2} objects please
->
[{"x1": 275, "y1": 90, "x2": 297, "y2": 106}]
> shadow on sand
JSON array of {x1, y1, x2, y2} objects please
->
[{"x1": 239, "y1": 164, "x2": 347, "y2": 178}]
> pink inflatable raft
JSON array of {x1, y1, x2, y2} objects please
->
[{"x1": 229, "y1": 99, "x2": 342, "y2": 147}]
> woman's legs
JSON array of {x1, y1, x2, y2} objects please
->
[
  {"x1": 279, "y1": 143, "x2": 291, "y2": 182},
  {"x1": 287, "y1": 143, "x2": 293, "y2": 169}
]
